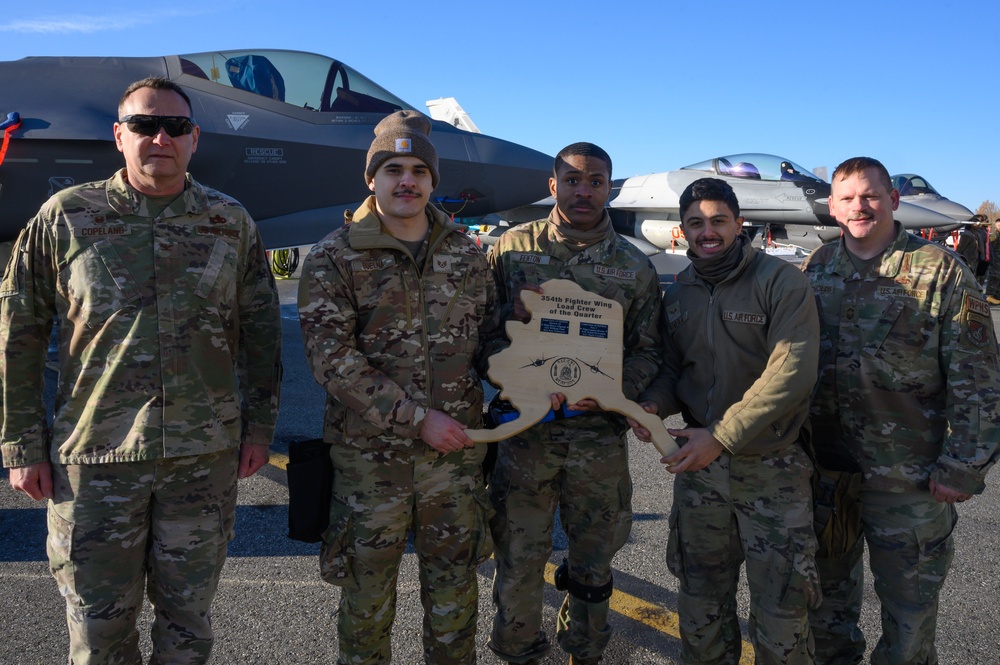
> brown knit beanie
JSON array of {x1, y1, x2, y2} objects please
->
[{"x1": 365, "y1": 110, "x2": 439, "y2": 187}]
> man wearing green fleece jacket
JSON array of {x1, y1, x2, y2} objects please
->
[{"x1": 632, "y1": 177, "x2": 821, "y2": 665}]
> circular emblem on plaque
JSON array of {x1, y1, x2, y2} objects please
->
[{"x1": 550, "y1": 357, "x2": 581, "y2": 387}]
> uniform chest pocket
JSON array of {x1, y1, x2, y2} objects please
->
[
  {"x1": 61, "y1": 240, "x2": 140, "y2": 329},
  {"x1": 862, "y1": 299, "x2": 937, "y2": 390}
]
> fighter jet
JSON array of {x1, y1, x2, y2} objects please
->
[
  {"x1": 607, "y1": 153, "x2": 959, "y2": 252},
  {"x1": 0, "y1": 49, "x2": 552, "y2": 249},
  {"x1": 891, "y1": 173, "x2": 974, "y2": 223}
]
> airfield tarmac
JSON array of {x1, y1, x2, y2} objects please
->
[{"x1": 2, "y1": 268, "x2": 999, "y2": 665}]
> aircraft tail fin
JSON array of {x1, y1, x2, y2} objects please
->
[{"x1": 426, "y1": 97, "x2": 480, "y2": 133}]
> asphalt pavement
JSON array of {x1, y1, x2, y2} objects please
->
[{"x1": 2, "y1": 273, "x2": 999, "y2": 664}]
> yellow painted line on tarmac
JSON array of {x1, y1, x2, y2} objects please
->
[
  {"x1": 542, "y1": 562, "x2": 755, "y2": 664},
  {"x1": 266, "y1": 454, "x2": 754, "y2": 663}
]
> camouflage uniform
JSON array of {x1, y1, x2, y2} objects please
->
[
  {"x1": 298, "y1": 196, "x2": 496, "y2": 665},
  {"x1": 640, "y1": 237, "x2": 821, "y2": 664},
  {"x1": 954, "y1": 227, "x2": 981, "y2": 276},
  {"x1": 984, "y1": 227, "x2": 1000, "y2": 299},
  {"x1": 0, "y1": 169, "x2": 282, "y2": 663},
  {"x1": 802, "y1": 223, "x2": 1000, "y2": 665},
  {"x1": 486, "y1": 213, "x2": 661, "y2": 664}
]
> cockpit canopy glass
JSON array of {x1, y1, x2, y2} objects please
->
[
  {"x1": 891, "y1": 174, "x2": 941, "y2": 197},
  {"x1": 682, "y1": 153, "x2": 824, "y2": 183},
  {"x1": 178, "y1": 50, "x2": 415, "y2": 114}
]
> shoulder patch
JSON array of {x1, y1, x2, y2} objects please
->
[
  {"x1": 965, "y1": 293, "x2": 991, "y2": 319},
  {"x1": 965, "y1": 313, "x2": 992, "y2": 348},
  {"x1": 962, "y1": 293, "x2": 996, "y2": 350},
  {"x1": 0, "y1": 228, "x2": 25, "y2": 298}
]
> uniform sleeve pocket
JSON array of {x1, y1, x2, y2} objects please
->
[{"x1": 194, "y1": 238, "x2": 238, "y2": 303}]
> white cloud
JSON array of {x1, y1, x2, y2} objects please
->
[{"x1": 0, "y1": 11, "x2": 206, "y2": 34}]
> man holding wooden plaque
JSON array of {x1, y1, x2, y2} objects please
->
[
  {"x1": 632, "y1": 177, "x2": 821, "y2": 664},
  {"x1": 485, "y1": 143, "x2": 662, "y2": 665}
]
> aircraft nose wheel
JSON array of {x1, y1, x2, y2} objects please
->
[{"x1": 269, "y1": 247, "x2": 300, "y2": 278}]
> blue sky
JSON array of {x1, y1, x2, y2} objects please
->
[{"x1": 1, "y1": 1, "x2": 997, "y2": 211}]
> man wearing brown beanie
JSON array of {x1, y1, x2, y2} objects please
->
[{"x1": 298, "y1": 110, "x2": 498, "y2": 664}]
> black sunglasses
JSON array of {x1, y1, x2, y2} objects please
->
[{"x1": 119, "y1": 114, "x2": 195, "y2": 138}]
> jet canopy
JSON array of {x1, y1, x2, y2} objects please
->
[
  {"x1": 681, "y1": 153, "x2": 824, "y2": 183},
  {"x1": 178, "y1": 49, "x2": 414, "y2": 114},
  {"x1": 891, "y1": 174, "x2": 941, "y2": 197}
]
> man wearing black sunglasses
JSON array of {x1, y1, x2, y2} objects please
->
[
  {"x1": 113, "y1": 84, "x2": 200, "y2": 198},
  {"x1": 1, "y1": 77, "x2": 281, "y2": 664}
]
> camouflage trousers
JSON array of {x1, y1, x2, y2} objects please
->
[
  {"x1": 488, "y1": 415, "x2": 632, "y2": 664},
  {"x1": 810, "y1": 488, "x2": 956, "y2": 665},
  {"x1": 47, "y1": 449, "x2": 239, "y2": 665},
  {"x1": 320, "y1": 443, "x2": 492, "y2": 665},
  {"x1": 667, "y1": 445, "x2": 820, "y2": 665},
  {"x1": 985, "y1": 262, "x2": 1000, "y2": 298}
]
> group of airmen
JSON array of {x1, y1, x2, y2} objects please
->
[
  {"x1": 954, "y1": 213, "x2": 1000, "y2": 304},
  {"x1": 1, "y1": 76, "x2": 998, "y2": 665}
]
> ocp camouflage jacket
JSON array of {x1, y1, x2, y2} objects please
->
[
  {"x1": 487, "y1": 213, "x2": 661, "y2": 403},
  {"x1": 298, "y1": 197, "x2": 496, "y2": 447},
  {"x1": 0, "y1": 170, "x2": 282, "y2": 467},
  {"x1": 802, "y1": 223, "x2": 1000, "y2": 494}
]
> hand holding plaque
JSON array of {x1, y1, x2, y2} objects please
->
[{"x1": 465, "y1": 278, "x2": 678, "y2": 456}]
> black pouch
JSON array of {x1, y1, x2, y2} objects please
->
[
  {"x1": 482, "y1": 393, "x2": 517, "y2": 484},
  {"x1": 286, "y1": 438, "x2": 333, "y2": 543},
  {"x1": 485, "y1": 394, "x2": 518, "y2": 428},
  {"x1": 812, "y1": 445, "x2": 863, "y2": 559},
  {"x1": 554, "y1": 558, "x2": 569, "y2": 591}
]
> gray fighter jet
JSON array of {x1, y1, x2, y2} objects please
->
[
  {"x1": 0, "y1": 49, "x2": 552, "y2": 248},
  {"x1": 891, "y1": 173, "x2": 974, "y2": 223},
  {"x1": 608, "y1": 153, "x2": 959, "y2": 252}
]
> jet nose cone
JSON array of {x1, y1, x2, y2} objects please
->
[
  {"x1": 434, "y1": 129, "x2": 552, "y2": 216},
  {"x1": 916, "y1": 199, "x2": 976, "y2": 222},
  {"x1": 895, "y1": 200, "x2": 963, "y2": 229}
]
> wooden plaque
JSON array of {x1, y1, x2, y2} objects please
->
[{"x1": 465, "y1": 278, "x2": 678, "y2": 456}]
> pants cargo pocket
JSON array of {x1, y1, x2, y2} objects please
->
[
  {"x1": 46, "y1": 504, "x2": 79, "y2": 604},
  {"x1": 468, "y1": 484, "x2": 495, "y2": 568},
  {"x1": 487, "y1": 455, "x2": 512, "y2": 564},
  {"x1": 758, "y1": 533, "x2": 821, "y2": 612},
  {"x1": 610, "y1": 474, "x2": 634, "y2": 553},
  {"x1": 665, "y1": 504, "x2": 687, "y2": 586},
  {"x1": 319, "y1": 496, "x2": 359, "y2": 591},
  {"x1": 915, "y1": 504, "x2": 956, "y2": 606}
]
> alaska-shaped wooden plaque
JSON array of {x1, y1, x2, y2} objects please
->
[{"x1": 465, "y1": 278, "x2": 678, "y2": 456}]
